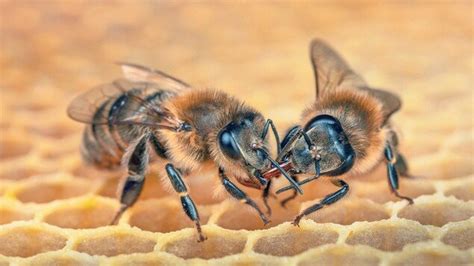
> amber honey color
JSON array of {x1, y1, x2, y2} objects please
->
[{"x1": 0, "y1": 1, "x2": 472, "y2": 265}]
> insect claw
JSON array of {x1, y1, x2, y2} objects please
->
[
  {"x1": 291, "y1": 217, "x2": 302, "y2": 227},
  {"x1": 110, "y1": 204, "x2": 127, "y2": 225},
  {"x1": 263, "y1": 217, "x2": 271, "y2": 226}
]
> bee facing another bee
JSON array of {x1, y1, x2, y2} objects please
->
[
  {"x1": 263, "y1": 39, "x2": 414, "y2": 225},
  {"x1": 68, "y1": 63, "x2": 300, "y2": 242}
]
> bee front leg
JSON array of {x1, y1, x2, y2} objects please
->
[
  {"x1": 219, "y1": 168, "x2": 270, "y2": 225},
  {"x1": 292, "y1": 179, "x2": 349, "y2": 226},
  {"x1": 165, "y1": 163, "x2": 207, "y2": 242},
  {"x1": 111, "y1": 135, "x2": 150, "y2": 225},
  {"x1": 280, "y1": 175, "x2": 299, "y2": 208},
  {"x1": 384, "y1": 143, "x2": 414, "y2": 204},
  {"x1": 261, "y1": 180, "x2": 277, "y2": 216},
  {"x1": 260, "y1": 119, "x2": 281, "y2": 154}
]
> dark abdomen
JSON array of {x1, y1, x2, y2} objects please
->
[{"x1": 81, "y1": 89, "x2": 175, "y2": 169}]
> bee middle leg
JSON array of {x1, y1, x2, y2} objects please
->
[
  {"x1": 165, "y1": 163, "x2": 207, "y2": 242},
  {"x1": 111, "y1": 135, "x2": 150, "y2": 225},
  {"x1": 219, "y1": 168, "x2": 270, "y2": 225},
  {"x1": 292, "y1": 179, "x2": 349, "y2": 226},
  {"x1": 384, "y1": 143, "x2": 414, "y2": 204}
]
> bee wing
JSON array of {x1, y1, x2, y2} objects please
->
[
  {"x1": 119, "y1": 62, "x2": 191, "y2": 92},
  {"x1": 362, "y1": 87, "x2": 401, "y2": 125},
  {"x1": 310, "y1": 39, "x2": 367, "y2": 98},
  {"x1": 310, "y1": 39, "x2": 401, "y2": 124},
  {"x1": 67, "y1": 79, "x2": 181, "y2": 130}
]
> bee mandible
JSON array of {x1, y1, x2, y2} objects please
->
[
  {"x1": 263, "y1": 39, "x2": 414, "y2": 226},
  {"x1": 67, "y1": 63, "x2": 301, "y2": 241}
]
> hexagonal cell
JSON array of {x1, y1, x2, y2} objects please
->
[
  {"x1": 397, "y1": 201, "x2": 474, "y2": 227},
  {"x1": 445, "y1": 181, "x2": 474, "y2": 201},
  {"x1": 253, "y1": 229, "x2": 339, "y2": 257},
  {"x1": 108, "y1": 253, "x2": 184, "y2": 266},
  {"x1": 0, "y1": 208, "x2": 33, "y2": 224},
  {"x1": 441, "y1": 224, "x2": 474, "y2": 250},
  {"x1": 28, "y1": 253, "x2": 99, "y2": 266},
  {"x1": 390, "y1": 249, "x2": 472, "y2": 266},
  {"x1": 0, "y1": 226, "x2": 67, "y2": 257},
  {"x1": 43, "y1": 201, "x2": 117, "y2": 229},
  {"x1": 16, "y1": 180, "x2": 93, "y2": 203},
  {"x1": 216, "y1": 200, "x2": 299, "y2": 230},
  {"x1": 128, "y1": 199, "x2": 210, "y2": 233},
  {"x1": 74, "y1": 232, "x2": 156, "y2": 257},
  {"x1": 0, "y1": 137, "x2": 31, "y2": 159},
  {"x1": 164, "y1": 234, "x2": 246, "y2": 259},
  {"x1": 306, "y1": 199, "x2": 390, "y2": 225},
  {"x1": 345, "y1": 223, "x2": 431, "y2": 251},
  {"x1": 298, "y1": 246, "x2": 380, "y2": 266}
]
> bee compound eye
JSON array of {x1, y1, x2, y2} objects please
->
[{"x1": 218, "y1": 129, "x2": 242, "y2": 160}]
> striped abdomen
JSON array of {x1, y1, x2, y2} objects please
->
[{"x1": 81, "y1": 89, "x2": 175, "y2": 168}]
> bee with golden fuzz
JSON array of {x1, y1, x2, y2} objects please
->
[
  {"x1": 68, "y1": 63, "x2": 300, "y2": 242},
  {"x1": 263, "y1": 39, "x2": 414, "y2": 225}
]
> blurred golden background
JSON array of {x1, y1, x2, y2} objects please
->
[{"x1": 0, "y1": 1, "x2": 472, "y2": 265}]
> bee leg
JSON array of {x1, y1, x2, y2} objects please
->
[
  {"x1": 260, "y1": 119, "x2": 281, "y2": 154},
  {"x1": 395, "y1": 153, "x2": 417, "y2": 179},
  {"x1": 280, "y1": 175, "x2": 299, "y2": 208},
  {"x1": 262, "y1": 180, "x2": 277, "y2": 216},
  {"x1": 385, "y1": 143, "x2": 414, "y2": 204},
  {"x1": 388, "y1": 131, "x2": 417, "y2": 179},
  {"x1": 219, "y1": 168, "x2": 271, "y2": 225},
  {"x1": 111, "y1": 135, "x2": 150, "y2": 225},
  {"x1": 165, "y1": 163, "x2": 207, "y2": 242},
  {"x1": 292, "y1": 179, "x2": 349, "y2": 226}
]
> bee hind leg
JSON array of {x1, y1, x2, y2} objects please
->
[
  {"x1": 395, "y1": 153, "x2": 417, "y2": 179},
  {"x1": 165, "y1": 163, "x2": 207, "y2": 242},
  {"x1": 219, "y1": 168, "x2": 271, "y2": 225},
  {"x1": 385, "y1": 143, "x2": 414, "y2": 204},
  {"x1": 111, "y1": 135, "x2": 150, "y2": 225},
  {"x1": 292, "y1": 179, "x2": 349, "y2": 226}
]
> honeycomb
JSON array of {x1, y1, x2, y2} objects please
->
[{"x1": 0, "y1": 1, "x2": 473, "y2": 265}]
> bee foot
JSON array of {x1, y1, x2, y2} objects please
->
[
  {"x1": 292, "y1": 216, "x2": 303, "y2": 227},
  {"x1": 197, "y1": 234, "x2": 208, "y2": 242}
]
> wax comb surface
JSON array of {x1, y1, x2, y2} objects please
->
[{"x1": 0, "y1": 1, "x2": 472, "y2": 265}]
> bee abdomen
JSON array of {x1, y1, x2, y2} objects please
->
[
  {"x1": 81, "y1": 89, "x2": 173, "y2": 168},
  {"x1": 81, "y1": 126, "x2": 122, "y2": 168}
]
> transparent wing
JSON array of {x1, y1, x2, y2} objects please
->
[
  {"x1": 309, "y1": 39, "x2": 367, "y2": 98},
  {"x1": 67, "y1": 79, "x2": 181, "y2": 130},
  {"x1": 310, "y1": 39, "x2": 401, "y2": 123},
  {"x1": 361, "y1": 87, "x2": 402, "y2": 124},
  {"x1": 119, "y1": 62, "x2": 191, "y2": 92}
]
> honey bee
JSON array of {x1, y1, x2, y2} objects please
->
[
  {"x1": 68, "y1": 63, "x2": 301, "y2": 241},
  {"x1": 263, "y1": 39, "x2": 414, "y2": 225}
]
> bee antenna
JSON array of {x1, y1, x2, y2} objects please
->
[{"x1": 256, "y1": 148, "x2": 303, "y2": 195}]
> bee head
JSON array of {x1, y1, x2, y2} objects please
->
[
  {"x1": 217, "y1": 113, "x2": 271, "y2": 187},
  {"x1": 291, "y1": 114, "x2": 355, "y2": 176}
]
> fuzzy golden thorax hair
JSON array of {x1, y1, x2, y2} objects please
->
[
  {"x1": 159, "y1": 89, "x2": 267, "y2": 186},
  {"x1": 301, "y1": 88, "x2": 387, "y2": 176}
]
